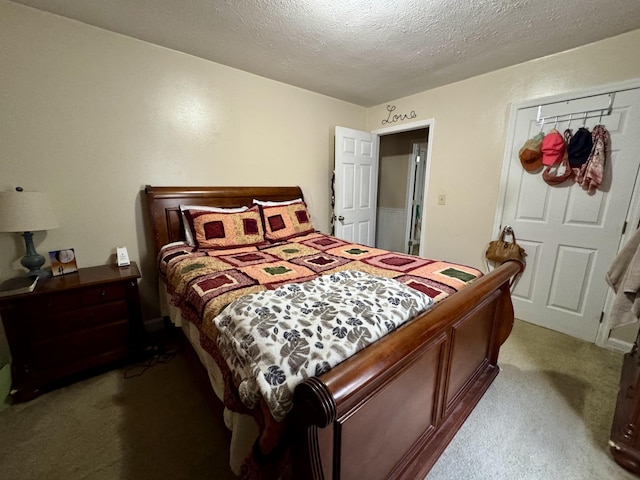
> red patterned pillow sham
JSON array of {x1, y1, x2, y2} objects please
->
[
  {"x1": 184, "y1": 205, "x2": 266, "y2": 249},
  {"x1": 180, "y1": 204, "x2": 249, "y2": 246},
  {"x1": 259, "y1": 201, "x2": 315, "y2": 241}
]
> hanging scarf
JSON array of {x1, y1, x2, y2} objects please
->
[{"x1": 577, "y1": 125, "x2": 609, "y2": 194}]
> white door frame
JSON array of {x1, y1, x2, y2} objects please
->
[
  {"x1": 493, "y1": 78, "x2": 640, "y2": 350},
  {"x1": 372, "y1": 119, "x2": 435, "y2": 257}
]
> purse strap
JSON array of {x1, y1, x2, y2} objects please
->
[{"x1": 500, "y1": 225, "x2": 516, "y2": 244}]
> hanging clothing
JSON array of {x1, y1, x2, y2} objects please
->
[
  {"x1": 607, "y1": 227, "x2": 640, "y2": 329},
  {"x1": 578, "y1": 125, "x2": 609, "y2": 194}
]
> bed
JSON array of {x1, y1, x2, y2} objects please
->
[{"x1": 145, "y1": 185, "x2": 522, "y2": 480}]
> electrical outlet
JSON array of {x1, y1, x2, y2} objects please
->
[{"x1": 438, "y1": 194, "x2": 446, "y2": 205}]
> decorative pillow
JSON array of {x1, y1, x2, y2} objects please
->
[
  {"x1": 180, "y1": 205, "x2": 248, "y2": 246},
  {"x1": 260, "y1": 201, "x2": 315, "y2": 241},
  {"x1": 184, "y1": 205, "x2": 265, "y2": 249},
  {"x1": 253, "y1": 197, "x2": 303, "y2": 207}
]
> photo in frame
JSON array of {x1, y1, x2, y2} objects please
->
[{"x1": 49, "y1": 248, "x2": 78, "y2": 276}]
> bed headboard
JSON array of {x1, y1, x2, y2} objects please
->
[{"x1": 144, "y1": 185, "x2": 304, "y2": 253}]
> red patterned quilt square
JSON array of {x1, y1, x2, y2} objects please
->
[
  {"x1": 299, "y1": 235, "x2": 349, "y2": 251},
  {"x1": 362, "y1": 253, "x2": 432, "y2": 273},
  {"x1": 204, "y1": 220, "x2": 225, "y2": 239},
  {"x1": 219, "y1": 251, "x2": 281, "y2": 268},
  {"x1": 267, "y1": 214, "x2": 286, "y2": 232},
  {"x1": 289, "y1": 253, "x2": 350, "y2": 273},
  {"x1": 394, "y1": 274, "x2": 455, "y2": 302}
]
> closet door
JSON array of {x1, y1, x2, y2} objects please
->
[{"x1": 500, "y1": 88, "x2": 640, "y2": 342}]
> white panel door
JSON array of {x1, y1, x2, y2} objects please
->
[
  {"x1": 404, "y1": 143, "x2": 427, "y2": 255},
  {"x1": 334, "y1": 126, "x2": 378, "y2": 246},
  {"x1": 500, "y1": 88, "x2": 640, "y2": 342}
]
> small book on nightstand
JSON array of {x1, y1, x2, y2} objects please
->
[{"x1": 0, "y1": 276, "x2": 38, "y2": 297}]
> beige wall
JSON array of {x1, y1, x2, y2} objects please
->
[
  {"x1": 0, "y1": 2, "x2": 367, "y2": 364},
  {"x1": 367, "y1": 29, "x2": 640, "y2": 270}
]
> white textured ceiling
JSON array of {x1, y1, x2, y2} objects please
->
[{"x1": 10, "y1": 0, "x2": 640, "y2": 106}]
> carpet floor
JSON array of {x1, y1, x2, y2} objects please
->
[
  {"x1": 0, "y1": 320, "x2": 636, "y2": 480},
  {"x1": 427, "y1": 320, "x2": 636, "y2": 480}
]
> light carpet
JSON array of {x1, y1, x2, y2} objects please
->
[{"x1": 427, "y1": 320, "x2": 636, "y2": 480}]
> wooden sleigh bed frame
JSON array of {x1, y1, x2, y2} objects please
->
[{"x1": 145, "y1": 185, "x2": 522, "y2": 480}]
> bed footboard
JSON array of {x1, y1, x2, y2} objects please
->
[{"x1": 291, "y1": 260, "x2": 521, "y2": 480}]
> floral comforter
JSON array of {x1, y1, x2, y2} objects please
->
[{"x1": 215, "y1": 270, "x2": 433, "y2": 421}]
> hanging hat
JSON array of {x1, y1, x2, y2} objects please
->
[
  {"x1": 567, "y1": 127, "x2": 593, "y2": 168},
  {"x1": 519, "y1": 132, "x2": 544, "y2": 172},
  {"x1": 541, "y1": 129, "x2": 566, "y2": 166}
]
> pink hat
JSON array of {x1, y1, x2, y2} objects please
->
[{"x1": 541, "y1": 129, "x2": 566, "y2": 166}]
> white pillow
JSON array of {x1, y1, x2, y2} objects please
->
[
  {"x1": 179, "y1": 204, "x2": 249, "y2": 246},
  {"x1": 252, "y1": 198, "x2": 303, "y2": 207},
  {"x1": 160, "y1": 240, "x2": 188, "y2": 251}
]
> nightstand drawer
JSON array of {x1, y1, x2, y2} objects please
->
[
  {"x1": 28, "y1": 300, "x2": 129, "y2": 340},
  {"x1": 80, "y1": 283, "x2": 127, "y2": 306},
  {"x1": 32, "y1": 319, "x2": 131, "y2": 369},
  {"x1": 23, "y1": 291, "x2": 81, "y2": 315}
]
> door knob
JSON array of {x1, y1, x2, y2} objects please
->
[{"x1": 337, "y1": 216, "x2": 344, "y2": 221}]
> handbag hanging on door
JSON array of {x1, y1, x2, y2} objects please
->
[{"x1": 486, "y1": 226, "x2": 526, "y2": 267}]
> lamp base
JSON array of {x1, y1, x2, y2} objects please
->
[
  {"x1": 25, "y1": 268, "x2": 52, "y2": 279},
  {"x1": 20, "y1": 231, "x2": 51, "y2": 279}
]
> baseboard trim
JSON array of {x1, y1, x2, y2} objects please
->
[{"x1": 606, "y1": 337, "x2": 633, "y2": 353}]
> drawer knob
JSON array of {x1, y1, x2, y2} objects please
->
[{"x1": 100, "y1": 290, "x2": 106, "y2": 297}]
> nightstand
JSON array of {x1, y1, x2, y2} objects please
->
[{"x1": 0, "y1": 262, "x2": 146, "y2": 402}]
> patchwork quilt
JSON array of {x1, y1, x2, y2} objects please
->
[
  {"x1": 159, "y1": 231, "x2": 482, "y2": 372},
  {"x1": 159, "y1": 232, "x2": 481, "y2": 335}
]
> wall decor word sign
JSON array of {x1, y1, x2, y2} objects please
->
[{"x1": 381, "y1": 105, "x2": 417, "y2": 125}]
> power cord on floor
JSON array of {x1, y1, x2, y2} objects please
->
[{"x1": 123, "y1": 344, "x2": 180, "y2": 379}]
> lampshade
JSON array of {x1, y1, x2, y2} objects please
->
[{"x1": 0, "y1": 190, "x2": 60, "y2": 233}]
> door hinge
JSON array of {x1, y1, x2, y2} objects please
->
[
  {"x1": 599, "y1": 311, "x2": 605, "y2": 324},
  {"x1": 623, "y1": 221, "x2": 628, "y2": 235}
]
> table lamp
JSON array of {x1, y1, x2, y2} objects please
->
[{"x1": 0, "y1": 187, "x2": 60, "y2": 278}]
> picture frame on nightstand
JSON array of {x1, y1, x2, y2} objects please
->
[{"x1": 49, "y1": 248, "x2": 78, "y2": 276}]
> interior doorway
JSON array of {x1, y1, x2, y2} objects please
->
[
  {"x1": 376, "y1": 129, "x2": 429, "y2": 253},
  {"x1": 333, "y1": 119, "x2": 434, "y2": 253}
]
